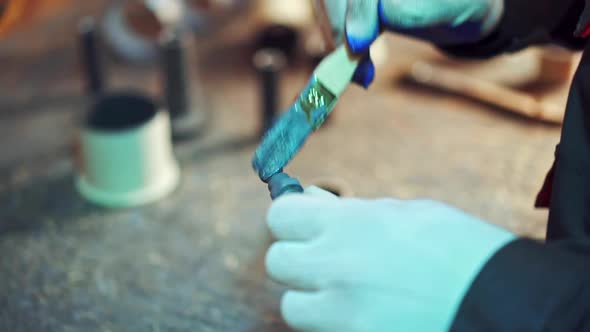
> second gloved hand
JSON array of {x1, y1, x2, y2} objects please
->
[
  {"x1": 266, "y1": 187, "x2": 515, "y2": 332},
  {"x1": 324, "y1": 0, "x2": 504, "y2": 87}
]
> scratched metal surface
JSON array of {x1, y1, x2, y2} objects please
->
[{"x1": 0, "y1": 3, "x2": 563, "y2": 332}]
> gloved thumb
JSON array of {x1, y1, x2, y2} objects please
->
[{"x1": 345, "y1": 0, "x2": 379, "y2": 54}]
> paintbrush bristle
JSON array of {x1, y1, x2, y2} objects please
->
[{"x1": 313, "y1": 44, "x2": 360, "y2": 96}]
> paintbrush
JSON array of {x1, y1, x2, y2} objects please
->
[{"x1": 252, "y1": 43, "x2": 362, "y2": 183}]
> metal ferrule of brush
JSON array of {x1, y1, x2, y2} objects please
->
[{"x1": 298, "y1": 75, "x2": 337, "y2": 130}]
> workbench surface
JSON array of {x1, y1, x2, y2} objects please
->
[{"x1": 0, "y1": 3, "x2": 563, "y2": 331}]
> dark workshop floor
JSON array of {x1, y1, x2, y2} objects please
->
[{"x1": 0, "y1": 2, "x2": 564, "y2": 331}]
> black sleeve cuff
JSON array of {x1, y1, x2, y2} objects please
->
[
  {"x1": 451, "y1": 238, "x2": 590, "y2": 331},
  {"x1": 439, "y1": 0, "x2": 585, "y2": 59}
]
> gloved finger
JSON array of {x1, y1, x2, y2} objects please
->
[
  {"x1": 323, "y1": 0, "x2": 348, "y2": 45},
  {"x1": 351, "y1": 52, "x2": 375, "y2": 88},
  {"x1": 345, "y1": 0, "x2": 380, "y2": 54},
  {"x1": 267, "y1": 195, "x2": 333, "y2": 241},
  {"x1": 304, "y1": 185, "x2": 339, "y2": 199},
  {"x1": 266, "y1": 242, "x2": 321, "y2": 290},
  {"x1": 282, "y1": 290, "x2": 329, "y2": 332}
]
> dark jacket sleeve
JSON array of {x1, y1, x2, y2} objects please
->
[
  {"x1": 451, "y1": 238, "x2": 590, "y2": 331},
  {"x1": 440, "y1": 0, "x2": 586, "y2": 58}
]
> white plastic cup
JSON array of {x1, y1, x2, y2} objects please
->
[{"x1": 75, "y1": 92, "x2": 180, "y2": 208}]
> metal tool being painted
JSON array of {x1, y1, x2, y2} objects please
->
[{"x1": 252, "y1": 44, "x2": 362, "y2": 199}]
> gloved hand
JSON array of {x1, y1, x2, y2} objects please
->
[
  {"x1": 323, "y1": 0, "x2": 505, "y2": 87},
  {"x1": 266, "y1": 187, "x2": 516, "y2": 332}
]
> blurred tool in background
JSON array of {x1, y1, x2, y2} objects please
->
[
  {"x1": 257, "y1": 0, "x2": 314, "y2": 30},
  {"x1": 103, "y1": 0, "x2": 250, "y2": 64},
  {"x1": 159, "y1": 28, "x2": 208, "y2": 141},
  {"x1": 0, "y1": 0, "x2": 71, "y2": 37},
  {"x1": 102, "y1": 0, "x2": 181, "y2": 64},
  {"x1": 405, "y1": 46, "x2": 577, "y2": 124},
  {"x1": 252, "y1": 48, "x2": 286, "y2": 138},
  {"x1": 75, "y1": 91, "x2": 180, "y2": 208},
  {"x1": 185, "y1": 0, "x2": 250, "y2": 33},
  {"x1": 310, "y1": 0, "x2": 336, "y2": 51},
  {"x1": 409, "y1": 60, "x2": 564, "y2": 124},
  {"x1": 253, "y1": 24, "x2": 298, "y2": 63},
  {"x1": 75, "y1": 12, "x2": 182, "y2": 207},
  {"x1": 78, "y1": 16, "x2": 106, "y2": 100}
]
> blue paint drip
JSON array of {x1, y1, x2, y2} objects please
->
[{"x1": 352, "y1": 55, "x2": 375, "y2": 89}]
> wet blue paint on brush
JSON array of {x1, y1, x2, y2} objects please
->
[
  {"x1": 352, "y1": 54, "x2": 375, "y2": 89},
  {"x1": 267, "y1": 172, "x2": 304, "y2": 200},
  {"x1": 252, "y1": 76, "x2": 337, "y2": 182}
]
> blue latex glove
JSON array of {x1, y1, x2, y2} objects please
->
[
  {"x1": 266, "y1": 187, "x2": 515, "y2": 332},
  {"x1": 324, "y1": 0, "x2": 505, "y2": 87}
]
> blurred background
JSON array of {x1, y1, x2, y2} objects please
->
[{"x1": 0, "y1": 1, "x2": 581, "y2": 331}]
